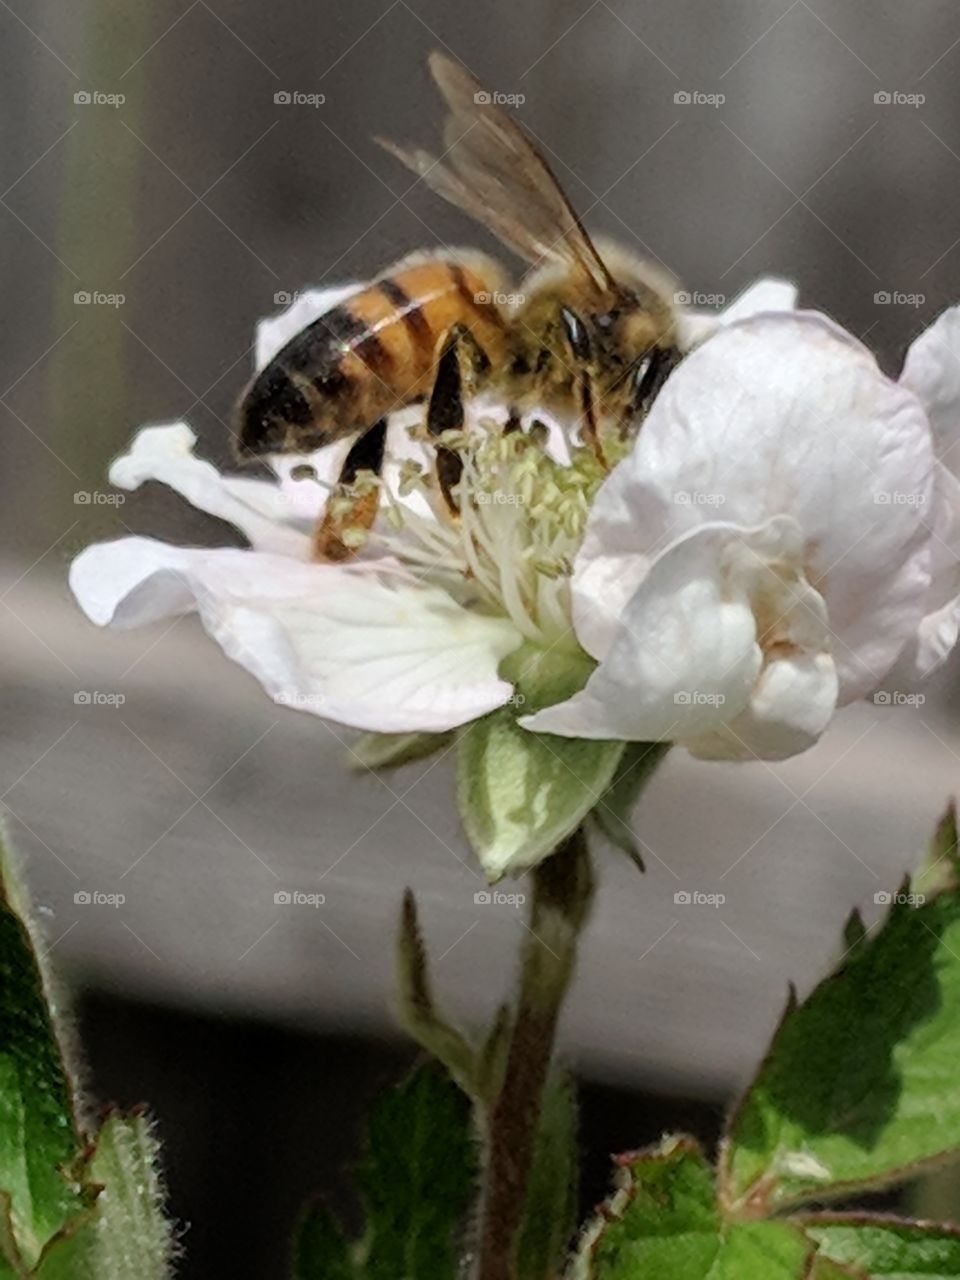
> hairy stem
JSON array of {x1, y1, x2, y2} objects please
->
[{"x1": 476, "y1": 828, "x2": 594, "y2": 1280}]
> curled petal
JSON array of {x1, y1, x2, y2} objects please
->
[
  {"x1": 521, "y1": 524, "x2": 765, "y2": 742},
  {"x1": 685, "y1": 651, "x2": 838, "y2": 761},
  {"x1": 573, "y1": 313, "x2": 934, "y2": 702},
  {"x1": 525, "y1": 517, "x2": 840, "y2": 762},
  {"x1": 70, "y1": 537, "x2": 522, "y2": 733},
  {"x1": 110, "y1": 423, "x2": 311, "y2": 557}
]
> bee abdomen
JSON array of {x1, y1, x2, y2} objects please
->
[{"x1": 236, "y1": 256, "x2": 507, "y2": 458}]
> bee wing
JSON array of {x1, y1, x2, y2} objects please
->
[{"x1": 378, "y1": 52, "x2": 615, "y2": 292}]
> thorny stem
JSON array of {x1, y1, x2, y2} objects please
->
[{"x1": 475, "y1": 827, "x2": 595, "y2": 1280}]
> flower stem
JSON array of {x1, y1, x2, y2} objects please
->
[{"x1": 475, "y1": 827, "x2": 594, "y2": 1280}]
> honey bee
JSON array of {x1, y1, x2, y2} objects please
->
[{"x1": 235, "y1": 52, "x2": 681, "y2": 559}]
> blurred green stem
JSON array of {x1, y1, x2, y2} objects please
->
[{"x1": 475, "y1": 828, "x2": 594, "y2": 1280}]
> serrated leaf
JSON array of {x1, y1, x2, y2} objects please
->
[
  {"x1": 721, "y1": 809, "x2": 960, "y2": 1214},
  {"x1": 516, "y1": 1072, "x2": 578, "y2": 1280},
  {"x1": 358, "y1": 1064, "x2": 477, "y2": 1280},
  {"x1": 0, "y1": 830, "x2": 84, "y2": 1264},
  {"x1": 293, "y1": 1201, "x2": 357, "y2": 1280},
  {"x1": 458, "y1": 647, "x2": 624, "y2": 880},
  {"x1": 803, "y1": 1215, "x2": 960, "y2": 1277},
  {"x1": 350, "y1": 731, "x2": 453, "y2": 771},
  {"x1": 574, "y1": 1137, "x2": 814, "y2": 1279},
  {"x1": 589, "y1": 743, "x2": 670, "y2": 869}
]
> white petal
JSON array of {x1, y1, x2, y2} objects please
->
[
  {"x1": 685, "y1": 651, "x2": 838, "y2": 761},
  {"x1": 901, "y1": 305, "x2": 960, "y2": 456},
  {"x1": 110, "y1": 423, "x2": 310, "y2": 558},
  {"x1": 521, "y1": 524, "x2": 765, "y2": 741},
  {"x1": 677, "y1": 276, "x2": 798, "y2": 350},
  {"x1": 906, "y1": 463, "x2": 960, "y2": 676},
  {"x1": 254, "y1": 284, "x2": 361, "y2": 370},
  {"x1": 574, "y1": 313, "x2": 934, "y2": 702},
  {"x1": 720, "y1": 277, "x2": 798, "y2": 323},
  {"x1": 71, "y1": 538, "x2": 522, "y2": 732}
]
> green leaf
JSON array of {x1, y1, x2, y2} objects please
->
[
  {"x1": 721, "y1": 807, "x2": 960, "y2": 1214},
  {"x1": 803, "y1": 1215, "x2": 960, "y2": 1278},
  {"x1": 589, "y1": 743, "x2": 670, "y2": 869},
  {"x1": 808, "y1": 1259, "x2": 864, "y2": 1279},
  {"x1": 458, "y1": 647, "x2": 624, "y2": 880},
  {"x1": 350, "y1": 732, "x2": 453, "y2": 771},
  {"x1": 574, "y1": 1137, "x2": 814, "y2": 1279},
  {"x1": 0, "y1": 829, "x2": 85, "y2": 1264},
  {"x1": 516, "y1": 1072, "x2": 578, "y2": 1280},
  {"x1": 293, "y1": 1201, "x2": 357, "y2": 1280},
  {"x1": 357, "y1": 1064, "x2": 477, "y2": 1280}
]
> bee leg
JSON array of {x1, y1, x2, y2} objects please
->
[
  {"x1": 313, "y1": 418, "x2": 387, "y2": 562},
  {"x1": 427, "y1": 324, "x2": 489, "y2": 513}
]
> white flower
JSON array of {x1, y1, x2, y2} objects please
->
[
  {"x1": 521, "y1": 312, "x2": 939, "y2": 760},
  {"x1": 79, "y1": 273, "x2": 937, "y2": 765},
  {"x1": 69, "y1": 277, "x2": 799, "y2": 744}
]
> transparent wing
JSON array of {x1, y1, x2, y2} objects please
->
[{"x1": 378, "y1": 52, "x2": 615, "y2": 291}]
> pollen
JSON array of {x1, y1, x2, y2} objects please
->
[{"x1": 371, "y1": 419, "x2": 604, "y2": 646}]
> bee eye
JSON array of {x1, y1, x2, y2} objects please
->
[
  {"x1": 631, "y1": 346, "x2": 678, "y2": 411},
  {"x1": 560, "y1": 306, "x2": 591, "y2": 361},
  {"x1": 595, "y1": 311, "x2": 616, "y2": 334}
]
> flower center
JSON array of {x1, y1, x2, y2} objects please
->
[{"x1": 375, "y1": 420, "x2": 605, "y2": 646}]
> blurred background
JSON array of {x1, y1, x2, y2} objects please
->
[{"x1": 3, "y1": 1, "x2": 960, "y2": 1274}]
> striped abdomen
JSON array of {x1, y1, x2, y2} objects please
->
[{"x1": 235, "y1": 256, "x2": 507, "y2": 456}]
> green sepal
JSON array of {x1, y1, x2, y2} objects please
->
[
  {"x1": 589, "y1": 742, "x2": 670, "y2": 869},
  {"x1": 457, "y1": 646, "x2": 624, "y2": 880},
  {"x1": 350, "y1": 732, "x2": 453, "y2": 771}
]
